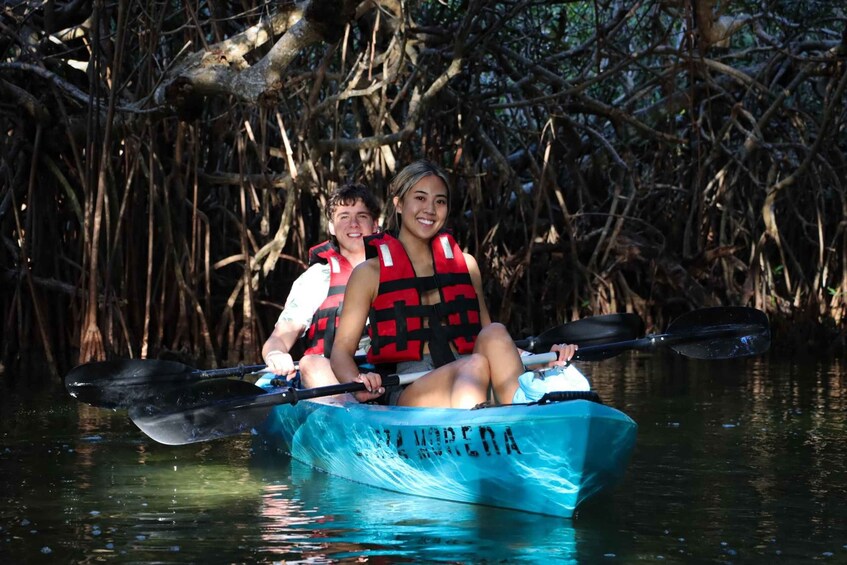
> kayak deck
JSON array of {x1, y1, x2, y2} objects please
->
[{"x1": 257, "y1": 390, "x2": 637, "y2": 518}]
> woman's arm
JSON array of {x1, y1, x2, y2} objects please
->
[
  {"x1": 330, "y1": 259, "x2": 384, "y2": 396},
  {"x1": 464, "y1": 253, "x2": 492, "y2": 326}
]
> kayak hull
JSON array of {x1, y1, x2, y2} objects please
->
[{"x1": 258, "y1": 395, "x2": 637, "y2": 518}]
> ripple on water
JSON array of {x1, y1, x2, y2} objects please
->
[{"x1": 2, "y1": 357, "x2": 846, "y2": 562}]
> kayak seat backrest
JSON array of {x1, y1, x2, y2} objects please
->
[{"x1": 533, "y1": 391, "x2": 603, "y2": 405}]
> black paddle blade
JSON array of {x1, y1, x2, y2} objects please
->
[
  {"x1": 524, "y1": 313, "x2": 645, "y2": 359},
  {"x1": 128, "y1": 377, "x2": 399, "y2": 446},
  {"x1": 128, "y1": 379, "x2": 282, "y2": 446},
  {"x1": 667, "y1": 306, "x2": 770, "y2": 359},
  {"x1": 65, "y1": 359, "x2": 197, "y2": 409},
  {"x1": 570, "y1": 306, "x2": 771, "y2": 361}
]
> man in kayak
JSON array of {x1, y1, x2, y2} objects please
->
[
  {"x1": 261, "y1": 182, "x2": 383, "y2": 399},
  {"x1": 330, "y1": 160, "x2": 577, "y2": 408}
]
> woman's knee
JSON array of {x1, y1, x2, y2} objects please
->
[
  {"x1": 454, "y1": 354, "x2": 491, "y2": 392},
  {"x1": 453, "y1": 357, "x2": 491, "y2": 408},
  {"x1": 475, "y1": 323, "x2": 512, "y2": 348}
]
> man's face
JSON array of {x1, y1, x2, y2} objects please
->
[{"x1": 328, "y1": 199, "x2": 377, "y2": 253}]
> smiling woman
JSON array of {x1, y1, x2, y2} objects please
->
[
  {"x1": 329, "y1": 160, "x2": 579, "y2": 409},
  {"x1": 387, "y1": 160, "x2": 453, "y2": 230}
]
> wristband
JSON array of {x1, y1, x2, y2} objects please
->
[{"x1": 266, "y1": 350, "x2": 287, "y2": 362}]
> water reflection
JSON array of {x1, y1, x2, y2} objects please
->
[
  {"x1": 579, "y1": 355, "x2": 847, "y2": 562},
  {"x1": 251, "y1": 453, "x2": 580, "y2": 562},
  {"x1": 2, "y1": 356, "x2": 846, "y2": 563}
]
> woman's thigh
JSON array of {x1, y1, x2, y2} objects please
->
[
  {"x1": 397, "y1": 364, "x2": 460, "y2": 407},
  {"x1": 398, "y1": 356, "x2": 487, "y2": 408}
]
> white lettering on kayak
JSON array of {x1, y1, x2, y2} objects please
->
[{"x1": 370, "y1": 425, "x2": 522, "y2": 460}]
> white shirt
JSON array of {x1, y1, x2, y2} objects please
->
[
  {"x1": 275, "y1": 263, "x2": 330, "y2": 330},
  {"x1": 275, "y1": 262, "x2": 370, "y2": 351}
]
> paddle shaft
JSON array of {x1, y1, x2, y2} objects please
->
[
  {"x1": 143, "y1": 313, "x2": 763, "y2": 421},
  {"x1": 67, "y1": 312, "x2": 644, "y2": 411},
  {"x1": 191, "y1": 353, "x2": 370, "y2": 379},
  {"x1": 195, "y1": 364, "x2": 266, "y2": 379},
  {"x1": 572, "y1": 323, "x2": 764, "y2": 360},
  {"x1": 343, "y1": 323, "x2": 763, "y2": 397},
  {"x1": 127, "y1": 308, "x2": 769, "y2": 446},
  {"x1": 241, "y1": 352, "x2": 557, "y2": 407},
  {"x1": 196, "y1": 349, "x2": 559, "y2": 380},
  {"x1": 140, "y1": 352, "x2": 557, "y2": 415}
]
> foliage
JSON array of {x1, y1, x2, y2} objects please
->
[{"x1": 1, "y1": 0, "x2": 846, "y2": 376}]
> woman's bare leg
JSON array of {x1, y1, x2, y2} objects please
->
[
  {"x1": 398, "y1": 354, "x2": 490, "y2": 408},
  {"x1": 473, "y1": 323, "x2": 524, "y2": 403}
]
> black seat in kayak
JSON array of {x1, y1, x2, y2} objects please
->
[{"x1": 532, "y1": 391, "x2": 603, "y2": 405}]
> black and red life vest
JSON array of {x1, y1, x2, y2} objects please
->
[
  {"x1": 365, "y1": 232, "x2": 482, "y2": 367},
  {"x1": 303, "y1": 241, "x2": 353, "y2": 356}
]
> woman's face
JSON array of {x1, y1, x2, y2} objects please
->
[{"x1": 393, "y1": 174, "x2": 449, "y2": 239}]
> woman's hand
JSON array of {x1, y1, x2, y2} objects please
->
[
  {"x1": 352, "y1": 371, "x2": 386, "y2": 403},
  {"x1": 549, "y1": 343, "x2": 578, "y2": 366}
]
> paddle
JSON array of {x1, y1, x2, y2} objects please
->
[
  {"x1": 515, "y1": 312, "x2": 644, "y2": 354},
  {"x1": 127, "y1": 352, "x2": 560, "y2": 446},
  {"x1": 126, "y1": 306, "x2": 768, "y2": 446},
  {"x1": 64, "y1": 354, "x2": 375, "y2": 410},
  {"x1": 570, "y1": 306, "x2": 770, "y2": 361},
  {"x1": 65, "y1": 313, "x2": 644, "y2": 409},
  {"x1": 64, "y1": 359, "x2": 268, "y2": 410}
]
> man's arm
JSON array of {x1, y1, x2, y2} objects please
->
[
  {"x1": 262, "y1": 264, "x2": 328, "y2": 378},
  {"x1": 261, "y1": 320, "x2": 306, "y2": 378}
]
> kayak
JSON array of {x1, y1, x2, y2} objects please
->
[
  {"x1": 254, "y1": 369, "x2": 637, "y2": 518},
  {"x1": 66, "y1": 307, "x2": 770, "y2": 516}
]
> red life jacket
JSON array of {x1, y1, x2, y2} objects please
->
[
  {"x1": 303, "y1": 241, "x2": 353, "y2": 356},
  {"x1": 365, "y1": 232, "x2": 482, "y2": 367}
]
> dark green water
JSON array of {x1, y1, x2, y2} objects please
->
[{"x1": 2, "y1": 354, "x2": 845, "y2": 563}]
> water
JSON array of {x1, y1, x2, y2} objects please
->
[{"x1": 2, "y1": 354, "x2": 846, "y2": 563}]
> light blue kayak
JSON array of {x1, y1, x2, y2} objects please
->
[{"x1": 256, "y1": 373, "x2": 637, "y2": 518}]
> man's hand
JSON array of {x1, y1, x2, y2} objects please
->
[{"x1": 265, "y1": 350, "x2": 297, "y2": 380}]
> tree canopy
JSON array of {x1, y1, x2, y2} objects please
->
[{"x1": 1, "y1": 0, "x2": 846, "y2": 376}]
